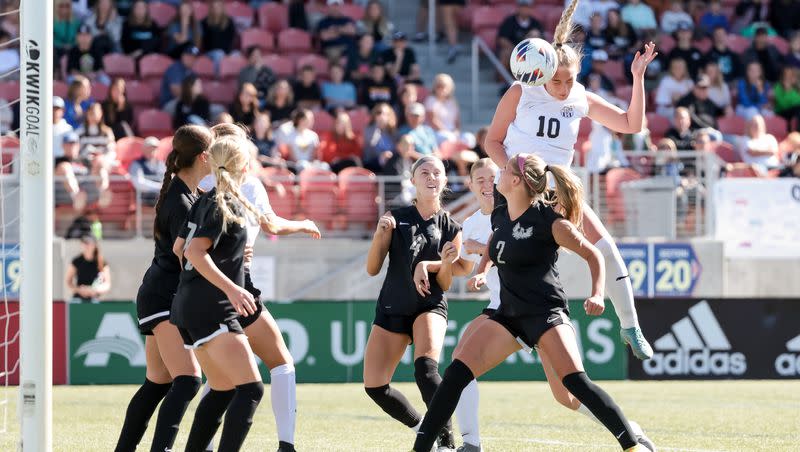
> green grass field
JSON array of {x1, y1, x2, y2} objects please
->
[{"x1": 1, "y1": 381, "x2": 799, "y2": 451}]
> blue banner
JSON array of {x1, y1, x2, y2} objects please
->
[
  {"x1": 652, "y1": 243, "x2": 701, "y2": 297},
  {"x1": 1, "y1": 243, "x2": 20, "y2": 299},
  {"x1": 617, "y1": 243, "x2": 649, "y2": 297}
]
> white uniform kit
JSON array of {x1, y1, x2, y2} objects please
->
[{"x1": 461, "y1": 210, "x2": 501, "y2": 311}]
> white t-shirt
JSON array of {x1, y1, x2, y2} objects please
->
[
  {"x1": 424, "y1": 96, "x2": 460, "y2": 132},
  {"x1": 461, "y1": 210, "x2": 500, "y2": 310},
  {"x1": 286, "y1": 128, "x2": 320, "y2": 163},
  {"x1": 53, "y1": 119, "x2": 73, "y2": 158},
  {"x1": 660, "y1": 11, "x2": 693, "y2": 34},
  {"x1": 200, "y1": 174, "x2": 273, "y2": 247},
  {"x1": 655, "y1": 76, "x2": 694, "y2": 110},
  {"x1": 504, "y1": 81, "x2": 590, "y2": 167},
  {"x1": 741, "y1": 134, "x2": 780, "y2": 170}
]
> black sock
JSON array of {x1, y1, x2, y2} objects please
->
[
  {"x1": 184, "y1": 388, "x2": 235, "y2": 452},
  {"x1": 364, "y1": 384, "x2": 422, "y2": 428},
  {"x1": 561, "y1": 372, "x2": 637, "y2": 449},
  {"x1": 413, "y1": 359, "x2": 474, "y2": 452},
  {"x1": 414, "y1": 357, "x2": 454, "y2": 446},
  {"x1": 218, "y1": 381, "x2": 264, "y2": 452},
  {"x1": 149, "y1": 375, "x2": 202, "y2": 452},
  {"x1": 114, "y1": 379, "x2": 172, "y2": 452}
]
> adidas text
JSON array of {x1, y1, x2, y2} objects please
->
[
  {"x1": 774, "y1": 334, "x2": 800, "y2": 376},
  {"x1": 644, "y1": 349, "x2": 747, "y2": 376}
]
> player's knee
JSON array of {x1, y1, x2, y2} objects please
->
[
  {"x1": 236, "y1": 381, "x2": 265, "y2": 402},
  {"x1": 172, "y1": 375, "x2": 203, "y2": 398},
  {"x1": 414, "y1": 357, "x2": 440, "y2": 385}
]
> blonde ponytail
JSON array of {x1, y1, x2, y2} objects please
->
[
  {"x1": 207, "y1": 137, "x2": 265, "y2": 233},
  {"x1": 513, "y1": 153, "x2": 584, "y2": 230},
  {"x1": 551, "y1": 0, "x2": 583, "y2": 72}
]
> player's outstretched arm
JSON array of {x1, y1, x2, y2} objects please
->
[
  {"x1": 553, "y1": 219, "x2": 605, "y2": 316},
  {"x1": 259, "y1": 213, "x2": 321, "y2": 238},
  {"x1": 485, "y1": 84, "x2": 522, "y2": 168},
  {"x1": 366, "y1": 212, "x2": 394, "y2": 276}
]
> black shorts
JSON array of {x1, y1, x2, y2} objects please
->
[
  {"x1": 178, "y1": 318, "x2": 245, "y2": 349},
  {"x1": 373, "y1": 301, "x2": 448, "y2": 340},
  {"x1": 489, "y1": 307, "x2": 571, "y2": 353},
  {"x1": 136, "y1": 270, "x2": 179, "y2": 335}
]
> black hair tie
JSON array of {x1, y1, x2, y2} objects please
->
[
  {"x1": 544, "y1": 165, "x2": 551, "y2": 173},
  {"x1": 218, "y1": 166, "x2": 228, "y2": 172}
]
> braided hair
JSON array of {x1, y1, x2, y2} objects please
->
[
  {"x1": 552, "y1": 0, "x2": 584, "y2": 72},
  {"x1": 206, "y1": 137, "x2": 265, "y2": 233},
  {"x1": 152, "y1": 125, "x2": 213, "y2": 238}
]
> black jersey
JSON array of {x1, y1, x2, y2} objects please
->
[
  {"x1": 149, "y1": 177, "x2": 200, "y2": 275},
  {"x1": 377, "y1": 206, "x2": 461, "y2": 315},
  {"x1": 489, "y1": 202, "x2": 568, "y2": 317},
  {"x1": 171, "y1": 189, "x2": 249, "y2": 328}
]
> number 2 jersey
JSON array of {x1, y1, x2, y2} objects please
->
[
  {"x1": 377, "y1": 206, "x2": 461, "y2": 316},
  {"x1": 503, "y1": 81, "x2": 589, "y2": 167},
  {"x1": 171, "y1": 189, "x2": 249, "y2": 328},
  {"x1": 489, "y1": 201, "x2": 568, "y2": 317}
]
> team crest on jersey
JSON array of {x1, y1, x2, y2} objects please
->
[
  {"x1": 427, "y1": 224, "x2": 441, "y2": 241},
  {"x1": 561, "y1": 105, "x2": 575, "y2": 118},
  {"x1": 512, "y1": 223, "x2": 534, "y2": 240}
]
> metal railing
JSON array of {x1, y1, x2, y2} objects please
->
[{"x1": 471, "y1": 36, "x2": 514, "y2": 121}]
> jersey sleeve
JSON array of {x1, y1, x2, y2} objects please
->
[
  {"x1": 193, "y1": 201, "x2": 224, "y2": 245},
  {"x1": 176, "y1": 201, "x2": 201, "y2": 240}
]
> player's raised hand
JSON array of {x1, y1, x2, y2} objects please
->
[
  {"x1": 376, "y1": 212, "x2": 396, "y2": 234},
  {"x1": 302, "y1": 220, "x2": 322, "y2": 239},
  {"x1": 467, "y1": 273, "x2": 487, "y2": 292},
  {"x1": 584, "y1": 294, "x2": 605, "y2": 316},
  {"x1": 630, "y1": 41, "x2": 658, "y2": 79},
  {"x1": 226, "y1": 284, "x2": 257, "y2": 316},
  {"x1": 440, "y1": 241, "x2": 458, "y2": 264}
]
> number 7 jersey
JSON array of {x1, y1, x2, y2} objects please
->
[{"x1": 503, "y1": 81, "x2": 589, "y2": 167}]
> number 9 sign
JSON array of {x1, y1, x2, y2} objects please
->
[{"x1": 618, "y1": 244, "x2": 649, "y2": 297}]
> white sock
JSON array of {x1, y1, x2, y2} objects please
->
[
  {"x1": 594, "y1": 237, "x2": 639, "y2": 329},
  {"x1": 455, "y1": 379, "x2": 481, "y2": 446},
  {"x1": 412, "y1": 418, "x2": 423, "y2": 432},
  {"x1": 270, "y1": 364, "x2": 297, "y2": 445},
  {"x1": 576, "y1": 403, "x2": 602, "y2": 426}
]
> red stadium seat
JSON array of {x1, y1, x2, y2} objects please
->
[
  {"x1": 727, "y1": 34, "x2": 750, "y2": 54},
  {"x1": 116, "y1": 137, "x2": 145, "y2": 172},
  {"x1": 225, "y1": 1, "x2": 254, "y2": 29},
  {"x1": 53, "y1": 80, "x2": 68, "y2": 98},
  {"x1": 578, "y1": 117, "x2": 592, "y2": 138},
  {"x1": 338, "y1": 167, "x2": 378, "y2": 225},
  {"x1": 296, "y1": 53, "x2": 329, "y2": 77},
  {"x1": 103, "y1": 54, "x2": 136, "y2": 79},
  {"x1": 725, "y1": 163, "x2": 760, "y2": 178},
  {"x1": 299, "y1": 168, "x2": 338, "y2": 226},
  {"x1": 543, "y1": 8, "x2": 564, "y2": 34},
  {"x1": 646, "y1": 113, "x2": 671, "y2": 139},
  {"x1": 192, "y1": 56, "x2": 216, "y2": 81},
  {"x1": 98, "y1": 179, "x2": 137, "y2": 231},
  {"x1": 658, "y1": 34, "x2": 676, "y2": 54},
  {"x1": 313, "y1": 109, "x2": 335, "y2": 133},
  {"x1": 137, "y1": 109, "x2": 174, "y2": 138},
  {"x1": 148, "y1": 2, "x2": 177, "y2": 28},
  {"x1": 125, "y1": 80, "x2": 157, "y2": 108},
  {"x1": 477, "y1": 29, "x2": 498, "y2": 50},
  {"x1": 340, "y1": 4, "x2": 365, "y2": 21},
  {"x1": 615, "y1": 85, "x2": 633, "y2": 103},
  {"x1": 262, "y1": 167, "x2": 297, "y2": 218},
  {"x1": 139, "y1": 54, "x2": 174, "y2": 82},
  {"x1": 203, "y1": 80, "x2": 237, "y2": 105},
  {"x1": 604, "y1": 60, "x2": 626, "y2": 84},
  {"x1": 439, "y1": 140, "x2": 469, "y2": 160},
  {"x1": 220, "y1": 54, "x2": 249, "y2": 81},
  {"x1": 458, "y1": 4, "x2": 479, "y2": 30},
  {"x1": 240, "y1": 28, "x2": 274, "y2": 53},
  {"x1": 348, "y1": 108, "x2": 370, "y2": 134},
  {"x1": 191, "y1": 1, "x2": 209, "y2": 21},
  {"x1": 0, "y1": 136, "x2": 19, "y2": 174},
  {"x1": 693, "y1": 38, "x2": 712, "y2": 53},
  {"x1": 471, "y1": 7, "x2": 505, "y2": 32},
  {"x1": 717, "y1": 115, "x2": 747, "y2": 135},
  {"x1": 768, "y1": 35, "x2": 789, "y2": 55},
  {"x1": 764, "y1": 115, "x2": 788, "y2": 140},
  {"x1": 263, "y1": 54, "x2": 294, "y2": 78},
  {"x1": 258, "y1": 2, "x2": 289, "y2": 34},
  {"x1": 713, "y1": 141, "x2": 741, "y2": 164},
  {"x1": 156, "y1": 136, "x2": 173, "y2": 161},
  {"x1": 605, "y1": 168, "x2": 642, "y2": 224},
  {"x1": 90, "y1": 82, "x2": 108, "y2": 102},
  {"x1": 0, "y1": 80, "x2": 18, "y2": 100},
  {"x1": 278, "y1": 29, "x2": 313, "y2": 56}
]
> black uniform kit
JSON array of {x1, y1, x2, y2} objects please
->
[
  {"x1": 488, "y1": 201, "x2": 571, "y2": 351},
  {"x1": 136, "y1": 177, "x2": 200, "y2": 335},
  {"x1": 171, "y1": 189, "x2": 249, "y2": 348},
  {"x1": 374, "y1": 206, "x2": 461, "y2": 338}
]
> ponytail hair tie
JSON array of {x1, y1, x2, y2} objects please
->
[
  {"x1": 218, "y1": 166, "x2": 228, "y2": 172},
  {"x1": 554, "y1": 43, "x2": 563, "y2": 49},
  {"x1": 544, "y1": 165, "x2": 551, "y2": 173}
]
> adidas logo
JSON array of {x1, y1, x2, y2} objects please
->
[
  {"x1": 775, "y1": 334, "x2": 800, "y2": 376},
  {"x1": 643, "y1": 301, "x2": 747, "y2": 376}
]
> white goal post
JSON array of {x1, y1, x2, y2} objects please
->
[{"x1": 19, "y1": 0, "x2": 54, "y2": 449}]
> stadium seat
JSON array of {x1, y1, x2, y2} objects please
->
[
  {"x1": 471, "y1": 7, "x2": 505, "y2": 32},
  {"x1": 139, "y1": 54, "x2": 173, "y2": 82},
  {"x1": 240, "y1": 28, "x2": 274, "y2": 53},
  {"x1": 0, "y1": 80, "x2": 18, "y2": 100},
  {"x1": 725, "y1": 163, "x2": 760, "y2": 178},
  {"x1": 263, "y1": 54, "x2": 295, "y2": 78},
  {"x1": 768, "y1": 35, "x2": 789, "y2": 55},
  {"x1": 605, "y1": 168, "x2": 642, "y2": 224},
  {"x1": 191, "y1": 1, "x2": 209, "y2": 21},
  {"x1": 693, "y1": 38, "x2": 712, "y2": 53},
  {"x1": 340, "y1": 4, "x2": 365, "y2": 21},
  {"x1": 156, "y1": 136, "x2": 173, "y2": 161},
  {"x1": 0, "y1": 136, "x2": 19, "y2": 174},
  {"x1": 658, "y1": 34, "x2": 676, "y2": 54},
  {"x1": 225, "y1": 1, "x2": 254, "y2": 29},
  {"x1": 477, "y1": 29, "x2": 498, "y2": 50},
  {"x1": 718, "y1": 115, "x2": 747, "y2": 135},
  {"x1": 258, "y1": 2, "x2": 289, "y2": 34},
  {"x1": 220, "y1": 54, "x2": 249, "y2": 81},
  {"x1": 348, "y1": 108, "x2": 370, "y2": 134},
  {"x1": 299, "y1": 168, "x2": 338, "y2": 226},
  {"x1": 297, "y1": 53, "x2": 329, "y2": 77},
  {"x1": 103, "y1": 54, "x2": 136, "y2": 79},
  {"x1": 137, "y1": 109, "x2": 173, "y2": 138},
  {"x1": 278, "y1": 29, "x2": 313, "y2": 56},
  {"x1": 125, "y1": 80, "x2": 157, "y2": 108},
  {"x1": 148, "y1": 2, "x2": 177, "y2": 28},
  {"x1": 578, "y1": 117, "x2": 592, "y2": 138},
  {"x1": 765, "y1": 115, "x2": 788, "y2": 140},
  {"x1": 439, "y1": 140, "x2": 469, "y2": 160},
  {"x1": 543, "y1": 8, "x2": 564, "y2": 34},
  {"x1": 53, "y1": 80, "x2": 68, "y2": 98},
  {"x1": 204, "y1": 80, "x2": 237, "y2": 105},
  {"x1": 116, "y1": 137, "x2": 145, "y2": 172},
  {"x1": 313, "y1": 109, "x2": 335, "y2": 133},
  {"x1": 192, "y1": 56, "x2": 216, "y2": 81},
  {"x1": 646, "y1": 113, "x2": 671, "y2": 139},
  {"x1": 615, "y1": 85, "x2": 633, "y2": 103},
  {"x1": 458, "y1": 4, "x2": 479, "y2": 30},
  {"x1": 91, "y1": 82, "x2": 109, "y2": 102},
  {"x1": 261, "y1": 167, "x2": 297, "y2": 218},
  {"x1": 604, "y1": 60, "x2": 626, "y2": 84},
  {"x1": 338, "y1": 167, "x2": 378, "y2": 226},
  {"x1": 727, "y1": 34, "x2": 751, "y2": 54},
  {"x1": 713, "y1": 141, "x2": 741, "y2": 164},
  {"x1": 99, "y1": 179, "x2": 137, "y2": 232}
]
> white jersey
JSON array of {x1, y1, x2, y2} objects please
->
[
  {"x1": 503, "y1": 81, "x2": 590, "y2": 167},
  {"x1": 461, "y1": 210, "x2": 500, "y2": 310},
  {"x1": 200, "y1": 174, "x2": 273, "y2": 248}
]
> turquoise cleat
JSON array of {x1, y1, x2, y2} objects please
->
[{"x1": 621, "y1": 327, "x2": 653, "y2": 360}]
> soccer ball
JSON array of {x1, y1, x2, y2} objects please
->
[{"x1": 510, "y1": 38, "x2": 558, "y2": 87}]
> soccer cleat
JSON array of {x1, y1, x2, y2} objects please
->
[
  {"x1": 629, "y1": 421, "x2": 656, "y2": 452},
  {"x1": 276, "y1": 441, "x2": 296, "y2": 452},
  {"x1": 621, "y1": 327, "x2": 654, "y2": 360},
  {"x1": 456, "y1": 442, "x2": 483, "y2": 451}
]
